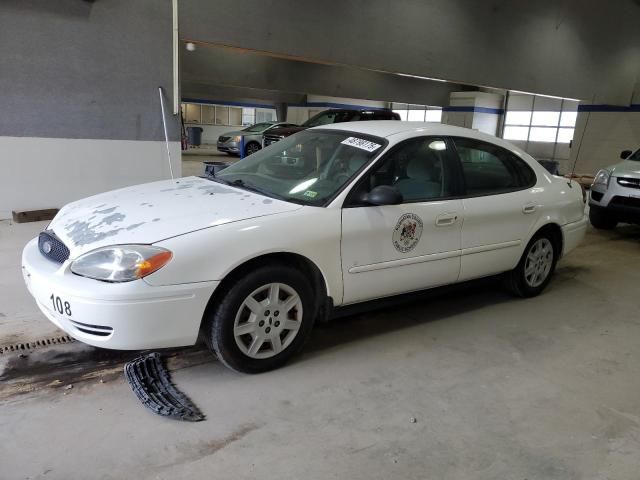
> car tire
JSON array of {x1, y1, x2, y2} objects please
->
[
  {"x1": 245, "y1": 142, "x2": 261, "y2": 156},
  {"x1": 203, "y1": 264, "x2": 316, "y2": 373},
  {"x1": 505, "y1": 231, "x2": 559, "y2": 298},
  {"x1": 589, "y1": 205, "x2": 617, "y2": 230}
]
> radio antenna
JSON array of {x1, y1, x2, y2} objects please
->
[{"x1": 158, "y1": 86, "x2": 175, "y2": 180}]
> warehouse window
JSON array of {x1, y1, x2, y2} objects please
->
[
  {"x1": 201, "y1": 105, "x2": 215, "y2": 124},
  {"x1": 242, "y1": 108, "x2": 255, "y2": 125},
  {"x1": 184, "y1": 103, "x2": 201, "y2": 123},
  {"x1": 256, "y1": 108, "x2": 276, "y2": 123},
  {"x1": 392, "y1": 103, "x2": 442, "y2": 123},
  {"x1": 503, "y1": 94, "x2": 578, "y2": 144},
  {"x1": 182, "y1": 103, "x2": 276, "y2": 127}
]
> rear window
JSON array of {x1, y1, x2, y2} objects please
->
[{"x1": 452, "y1": 137, "x2": 536, "y2": 196}]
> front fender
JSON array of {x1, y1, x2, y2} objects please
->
[{"x1": 145, "y1": 207, "x2": 343, "y2": 303}]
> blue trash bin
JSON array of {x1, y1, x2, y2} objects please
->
[{"x1": 187, "y1": 127, "x2": 203, "y2": 147}]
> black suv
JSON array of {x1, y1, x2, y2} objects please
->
[{"x1": 263, "y1": 108, "x2": 400, "y2": 147}]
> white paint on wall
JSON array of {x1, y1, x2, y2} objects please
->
[
  {"x1": 442, "y1": 92, "x2": 504, "y2": 136},
  {"x1": 0, "y1": 137, "x2": 181, "y2": 219}
]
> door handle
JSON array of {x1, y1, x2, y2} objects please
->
[
  {"x1": 522, "y1": 203, "x2": 537, "y2": 214},
  {"x1": 435, "y1": 213, "x2": 458, "y2": 226}
]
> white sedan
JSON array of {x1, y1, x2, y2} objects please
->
[{"x1": 22, "y1": 122, "x2": 587, "y2": 373}]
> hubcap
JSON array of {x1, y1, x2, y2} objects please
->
[
  {"x1": 233, "y1": 283, "x2": 303, "y2": 359},
  {"x1": 524, "y1": 238, "x2": 554, "y2": 288},
  {"x1": 246, "y1": 144, "x2": 259, "y2": 155}
]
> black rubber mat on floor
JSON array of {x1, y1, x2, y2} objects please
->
[{"x1": 124, "y1": 352, "x2": 205, "y2": 422}]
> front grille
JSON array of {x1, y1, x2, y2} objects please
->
[
  {"x1": 617, "y1": 177, "x2": 640, "y2": 190},
  {"x1": 69, "y1": 320, "x2": 113, "y2": 337},
  {"x1": 218, "y1": 135, "x2": 230, "y2": 142},
  {"x1": 263, "y1": 134, "x2": 284, "y2": 147},
  {"x1": 38, "y1": 231, "x2": 70, "y2": 263},
  {"x1": 610, "y1": 196, "x2": 640, "y2": 209}
]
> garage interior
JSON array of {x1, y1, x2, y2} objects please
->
[{"x1": 1, "y1": 1, "x2": 640, "y2": 479}]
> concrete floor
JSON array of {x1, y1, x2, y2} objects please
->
[{"x1": 2, "y1": 219, "x2": 640, "y2": 478}]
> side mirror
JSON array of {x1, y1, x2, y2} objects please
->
[
  {"x1": 360, "y1": 185, "x2": 403, "y2": 206},
  {"x1": 621, "y1": 150, "x2": 633, "y2": 159}
]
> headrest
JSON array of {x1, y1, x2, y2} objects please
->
[{"x1": 407, "y1": 157, "x2": 435, "y2": 180}]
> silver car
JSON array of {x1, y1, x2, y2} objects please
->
[
  {"x1": 217, "y1": 122, "x2": 297, "y2": 156},
  {"x1": 589, "y1": 147, "x2": 640, "y2": 229}
]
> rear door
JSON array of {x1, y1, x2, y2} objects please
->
[
  {"x1": 340, "y1": 136, "x2": 464, "y2": 304},
  {"x1": 450, "y1": 137, "x2": 540, "y2": 281}
]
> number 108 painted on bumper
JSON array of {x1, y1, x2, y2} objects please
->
[{"x1": 50, "y1": 294, "x2": 72, "y2": 316}]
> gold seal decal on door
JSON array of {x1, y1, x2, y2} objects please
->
[{"x1": 392, "y1": 213, "x2": 424, "y2": 253}]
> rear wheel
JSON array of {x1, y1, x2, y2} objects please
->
[
  {"x1": 505, "y1": 231, "x2": 558, "y2": 297},
  {"x1": 203, "y1": 264, "x2": 315, "y2": 373},
  {"x1": 589, "y1": 205, "x2": 617, "y2": 230}
]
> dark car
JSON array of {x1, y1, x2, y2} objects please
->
[{"x1": 262, "y1": 108, "x2": 401, "y2": 147}]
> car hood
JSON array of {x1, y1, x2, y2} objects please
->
[
  {"x1": 610, "y1": 160, "x2": 640, "y2": 178},
  {"x1": 265, "y1": 126, "x2": 307, "y2": 137},
  {"x1": 220, "y1": 130, "x2": 244, "y2": 138},
  {"x1": 49, "y1": 176, "x2": 302, "y2": 258}
]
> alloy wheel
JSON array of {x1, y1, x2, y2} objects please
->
[
  {"x1": 233, "y1": 283, "x2": 303, "y2": 359},
  {"x1": 524, "y1": 238, "x2": 554, "y2": 288}
]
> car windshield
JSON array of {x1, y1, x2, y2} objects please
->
[
  {"x1": 629, "y1": 149, "x2": 640, "y2": 161},
  {"x1": 302, "y1": 111, "x2": 355, "y2": 128},
  {"x1": 243, "y1": 122, "x2": 274, "y2": 133},
  {"x1": 215, "y1": 130, "x2": 385, "y2": 206}
]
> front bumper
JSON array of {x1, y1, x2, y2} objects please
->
[
  {"x1": 217, "y1": 140, "x2": 239, "y2": 153},
  {"x1": 590, "y1": 178, "x2": 640, "y2": 222},
  {"x1": 22, "y1": 238, "x2": 218, "y2": 350}
]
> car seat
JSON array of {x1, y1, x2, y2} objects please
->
[{"x1": 393, "y1": 156, "x2": 442, "y2": 201}]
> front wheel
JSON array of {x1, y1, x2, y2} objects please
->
[
  {"x1": 245, "y1": 142, "x2": 261, "y2": 156},
  {"x1": 203, "y1": 264, "x2": 315, "y2": 373},
  {"x1": 505, "y1": 232, "x2": 558, "y2": 297}
]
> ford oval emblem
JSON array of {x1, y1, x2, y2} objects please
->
[{"x1": 43, "y1": 241, "x2": 53, "y2": 254}]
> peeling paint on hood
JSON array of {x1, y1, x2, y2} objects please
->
[{"x1": 49, "y1": 176, "x2": 302, "y2": 258}]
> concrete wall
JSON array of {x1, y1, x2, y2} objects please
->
[
  {"x1": 180, "y1": 0, "x2": 640, "y2": 104},
  {"x1": 1, "y1": 138, "x2": 180, "y2": 219},
  {"x1": 569, "y1": 107, "x2": 640, "y2": 175},
  {"x1": 0, "y1": 0, "x2": 179, "y2": 218}
]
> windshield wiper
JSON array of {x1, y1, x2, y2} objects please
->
[{"x1": 229, "y1": 179, "x2": 286, "y2": 201}]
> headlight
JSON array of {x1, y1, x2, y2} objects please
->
[
  {"x1": 71, "y1": 245, "x2": 172, "y2": 282},
  {"x1": 233, "y1": 135, "x2": 242, "y2": 143},
  {"x1": 592, "y1": 169, "x2": 611, "y2": 188}
]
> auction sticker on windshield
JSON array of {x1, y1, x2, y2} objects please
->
[{"x1": 341, "y1": 137, "x2": 381, "y2": 152}]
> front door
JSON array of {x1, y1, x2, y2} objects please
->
[{"x1": 341, "y1": 136, "x2": 463, "y2": 304}]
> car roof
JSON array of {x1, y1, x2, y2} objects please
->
[{"x1": 313, "y1": 121, "x2": 512, "y2": 145}]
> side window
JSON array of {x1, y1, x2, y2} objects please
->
[
  {"x1": 372, "y1": 111, "x2": 395, "y2": 120},
  {"x1": 355, "y1": 137, "x2": 455, "y2": 203},
  {"x1": 452, "y1": 137, "x2": 536, "y2": 196}
]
